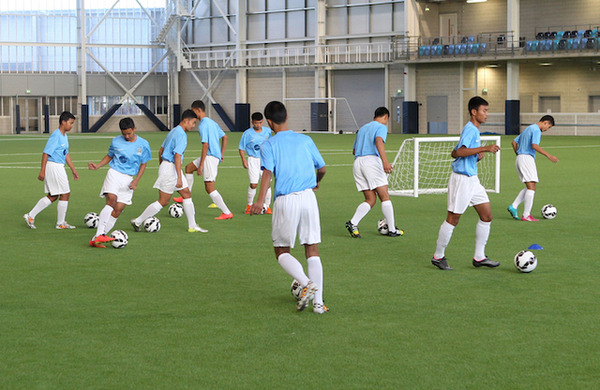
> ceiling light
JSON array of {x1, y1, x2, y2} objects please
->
[
  {"x1": 466, "y1": 0, "x2": 487, "y2": 3},
  {"x1": 487, "y1": 63, "x2": 499, "y2": 68},
  {"x1": 539, "y1": 62, "x2": 552, "y2": 66}
]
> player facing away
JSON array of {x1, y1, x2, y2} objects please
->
[
  {"x1": 238, "y1": 112, "x2": 272, "y2": 214},
  {"x1": 507, "y1": 115, "x2": 559, "y2": 222},
  {"x1": 250, "y1": 101, "x2": 328, "y2": 314},
  {"x1": 24, "y1": 111, "x2": 79, "y2": 230},
  {"x1": 130, "y1": 109, "x2": 208, "y2": 233},
  {"x1": 346, "y1": 107, "x2": 403, "y2": 238},
  {"x1": 431, "y1": 96, "x2": 501, "y2": 271},
  {"x1": 87, "y1": 118, "x2": 152, "y2": 247}
]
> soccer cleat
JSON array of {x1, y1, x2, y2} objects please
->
[
  {"x1": 387, "y1": 228, "x2": 405, "y2": 237},
  {"x1": 23, "y1": 214, "x2": 36, "y2": 229},
  {"x1": 473, "y1": 257, "x2": 500, "y2": 268},
  {"x1": 522, "y1": 215, "x2": 539, "y2": 222},
  {"x1": 507, "y1": 205, "x2": 520, "y2": 220},
  {"x1": 173, "y1": 196, "x2": 183, "y2": 203},
  {"x1": 313, "y1": 303, "x2": 329, "y2": 314},
  {"x1": 56, "y1": 222, "x2": 76, "y2": 229},
  {"x1": 208, "y1": 203, "x2": 218, "y2": 208},
  {"x1": 214, "y1": 212, "x2": 233, "y2": 220},
  {"x1": 264, "y1": 206, "x2": 272, "y2": 215},
  {"x1": 345, "y1": 221, "x2": 361, "y2": 238},
  {"x1": 297, "y1": 281, "x2": 318, "y2": 311},
  {"x1": 188, "y1": 225, "x2": 208, "y2": 233},
  {"x1": 89, "y1": 234, "x2": 114, "y2": 248},
  {"x1": 245, "y1": 205, "x2": 252, "y2": 214},
  {"x1": 130, "y1": 219, "x2": 141, "y2": 232},
  {"x1": 431, "y1": 256, "x2": 453, "y2": 270}
]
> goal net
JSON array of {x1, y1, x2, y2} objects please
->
[
  {"x1": 283, "y1": 97, "x2": 359, "y2": 133},
  {"x1": 388, "y1": 136, "x2": 501, "y2": 197}
]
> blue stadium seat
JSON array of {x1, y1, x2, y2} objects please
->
[
  {"x1": 479, "y1": 43, "x2": 486, "y2": 54},
  {"x1": 419, "y1": 46, "x2": 426, "y2": 56},
  {"x1": 448, "y1": 44, "x2": 455, "y2": 55},
  {"x1": 571, "y1": 38, "x2": 581, "y2": 50},
  {"x1": 531, "y1": 40, "x2": 539, "y2": 51},
  {"x1": 458, "y1": 44, "x2": 467, "y2": 54},
  {"x1": 525, "y1": 41, "x2": 533, "y2": 51},
  {"x1": 471, "y1": 43, "x2": 479, "y2": 54},
  {"x1": 433, "y1": 45, "x2": 442, "y2": 55},
  {"x1": 467, "y1": 36, "x2": 475, "y2": 43},
  {"x1": 578, "y1": 30, "x2": 585, "y2": 38},
  {"x1": 423, "y1": 46, "x2": 431, "y2": 56}
]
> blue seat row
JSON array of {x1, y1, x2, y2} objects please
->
[
  {"x1": 526, "y1": 37, "x2": 597, "y2": 51},
  {"x1": 419, "y1": 42, "x2": 487, "y2": 56}
]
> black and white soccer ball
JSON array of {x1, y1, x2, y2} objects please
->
[
  {"x1": 110, "y1": 229, "x2": 129, "y2": 249},
  {"x1": 377, "y1": 219, "x2": 389, "y2": 235},
  {"x1": 84, "y1": 212, "x2": 99, "y2": 228},
  {"x1": 169, "y1": 203, "x2": 184, "y2": 218},
  {"x1": 144, "y1": 216, "x2": 161, "y2": 233},
  {"x1": 514, "y1": 250, "x2": 537, "y2": 273},
  {"x1": 541, "y1": 204, "x2": 557, "y2": 219},
  {"x1": 291, "y1": 279, "x2": 302, "y2": 301}
]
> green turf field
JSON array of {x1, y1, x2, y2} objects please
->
[{"x1": 1, "y1": 130, "x2": 599, "y2": 389}]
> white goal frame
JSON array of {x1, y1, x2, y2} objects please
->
[
  {"x1": 282, "y1": 97, "x2": 359, "y2": 133},
  {"x1": 388, "y1": 136, "x2": 501, "y2": 197}
]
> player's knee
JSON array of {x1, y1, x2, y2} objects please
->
[{"x1": 250, "y1": 183, "x2": 257, "y2": 189}]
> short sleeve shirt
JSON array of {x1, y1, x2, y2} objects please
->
[
  {"x1": 238, "y1": 127, "x2": 271, "y2": 158},
  {"x1": 451, "y1": 121, "x2": 481, "y2": 177},
  {"x1": 353, "y1": 121, "x2": 388, "y2": 158},
  {"x1": 514, "y1": 124, "x2": 542, "y2": 159},
  {"x1": 160, "y1": 126, "x2": 187, "y2": 163},
  {"x1": 199, "y1": 117, "x2": 226, "y2": 160},
  {"x1": 43, "y1": 129, "x2": 69, "y2": 164},
  {"x1": 108, "y1": 135, "x2": 152, "y2": 176}
]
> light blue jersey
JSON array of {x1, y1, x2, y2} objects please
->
[
  {"x1": 353, "y1": 121, "x2": 388, "y2": 158},
  {"x1": 43, "y1": 128, "x2": 69, "y2": 164},
  {"x1": 108, "y1": 135, "x2": 152, "y2": 176},
  {"x1": 514, "y1": 123, "x2": 542, "y2": 159},
  {"x1": 161, "y1": 125, "x2": 187, "y2": 163},
  {"x1": 199, "y1": 117, "x2": 226, "y2": 160},
  {"x1": 238, "y1": 126, "x2": 271, "y2": 158},
  {"x1": 260, "y1": 130, "x2": 326, "y2": 198},
  {"x1": 452, "y1": 121, "x2": 481, "y2": 177}
]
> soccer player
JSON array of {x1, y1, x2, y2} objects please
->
[
  {"x1": 507, "y1": 115, "x2": 559, "y2": 222},
  {"x1": 130, "y1": 109, "x2": 207, "y2": 233},
  {"x1": 250, "y1": 101, "x2": 328, "y2": 314},
  {"x1": 431, "y1": 96, "x2": 501, "y2": 271},
  {"x1": 87, "y1": 118, "x2": 152, "y2": 247},
  {"x1": 238, "y1": 112, "x2": 272, "y2": 214},
  {"x1": 24, "y1": 111, "x2": 78, "y2": 230},
  {"x1": 345, "y1": 106, "x2": 402, "y2": 238}
]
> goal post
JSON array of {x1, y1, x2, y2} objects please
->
[{"x1": 388, "y1": 136, "x2": 501, "y2": 197}]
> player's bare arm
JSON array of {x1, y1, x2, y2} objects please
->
[
  {"x1": 314, "y1": 166, "x2": 326, "y2": 191},
  {"x1": 451, "y1": 144, "x2": 499, "y2": 158},
  {"x1": 38, "y1": 153, "x2": 49, "y2": 181},
  {"x1": 65, "y1": 154, "x2": 79, "y2": 180},
  {"x1": 158, "y1": 147, "x2": 164, "y2": 164},
  {"x1": 129, "y1": 163, "x2": 147, "y2": 190},
  {"x1": 239, "y1": 149, "x2": 248, "y2": 169},
  {"x1": 221, "y1": 134, "x2": 228, "y2": 162},
  {"x1": 174, "y1": 153, "x2": 183, "y2": 188},
  {"x1": 532, "y1": 144, "x2": 559, "y2": 163},
  {"x1": 198, "y1": 143, "x2": 208, "y2": 175},
  {"x1": 512, "y1": 140, "x2": 519, "y2": 155},
  {"x1": 250, "y1": 169, "x2": 272, "y2": 214},
  {"x1": 88, "y1": 155, "x2": 112, "y2": 170},
  {"x1": 375, "y1": 136, "x2": 392, "y2": 173}
]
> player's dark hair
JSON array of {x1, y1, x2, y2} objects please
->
[
  {"x1": 374, "y1": 107, "x2": 390, "y2": 119},
  {"x1": 191, "y1": 100, "x2": 205, "y2": 112},
  {"x1": 539, "y1": 115, "x2": 555, "y2": 126},
  {"x1": 468, "y1": 96, "x2": 488, "y2": 115},
  {"x1": 264, "y1": 101, "x2": 287, "y2": 125},
  {"x1": 181, "y1": 109, "x2": 197, "y2": 121},
  {"x1": 251, "y1": 112, "x2": 263, "y2": 121},
  {"x1": 59, "y1": 111, "x2": 75, "y2": 124},
  {"x1": 119, "y1": 117, "x2": 135, "y2": 130}
]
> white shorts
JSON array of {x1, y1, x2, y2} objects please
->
[
  {"x1": 247, "y1": 156, "x2": 262, "y2": 184},
  {"x1": 272, "y1": 189, "x2": 321, "y2": 248},
  {"x1": 353, "y1": 155, "x2": 388, "y2": 191},
  {"x1": 192, "y1": 155, "x2": 219, "y2": 182},
  {"x1": 153, "y1": 161, "x2": 189, "y2": 194},
  {"x1": 100, "y1": 168, "x2": 135, "y2": 205},
  {"x1": 44, "y1": 161, "x2": 70, "y2": 196},
  {"x1": 447, "y1": 172, "x2": 489, "y2": 214},
  {"x1": 515, "y1": 154, "x2": 539, "y2": 183}
]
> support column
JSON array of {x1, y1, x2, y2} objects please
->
[
  {"x1": 236, "y1": 0, "x2": 247, "y2": 104},
  {"x1": 403, "y1": 64, "x2": 418, "y2": 134},
  {"x1": 315, "y1": 0, "x2": 328, "y2": 129},
  {"x1": 506, "y1": 0, "x2": 520, "y2": 135},
  {"x1": 77, "y1": 0, "x2": 88, "y2": 133}
]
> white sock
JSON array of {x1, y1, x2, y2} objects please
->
[
  {"x1": 56, "y1": 200, "x2": 68, "y2": 224},
  {"x1": 350, "y1": 202, "x2": 371, "y2": 226},
  {"x1": 135, "y1": 201, "x2": 163, "y2": 224},
  {"x1": 209, "y1": 190, "x2": 231, "y2": 215},
  {"x1": 278, "y1": 253, "x2": 309, "y2": 287},
  {"x1": 381, "y1": 200, "x2": 397, "y2": 233},
  {"x1": 523, "y1": 189, "x2": 535, "y2": 218},
  {"x1": 511, "y1": 188, "x2": 527, "y2": 209},
  {"x1": 104, "y1": 215, "x2": 118, "y2": 235},
  {"x1": 186, "y1": 173, "x2": 194, "y2": 193},
  {"x1": 265, "y1": 187, "x2": 272, "y2": 207},
  {"x1": 434, "y1": 221, "x2": 455, "y2": 259},
  {"x1": 29, "y1": 196, "x2": 52, "y2": 218},
  {"x1": 307, "y1": 256, "x2": 323, "y2": 305},
  {"x1": 474, "y1": 220, "x2": 491, "y2": 261},
  {"x1": 182, "y1": 198, "x2": 197, "y2": 229},
  {"x1": 95, "y1": 205, "x2": 114, "y2": 238},
  {"x1": 247, "y1": 186, "x2": 256, "y2": 205}
]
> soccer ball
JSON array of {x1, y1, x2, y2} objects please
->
[
  {"x1": 84, "y1": 212, "x2": 99, "y2": 228},
  {"x1": 110, "y1": 229, "x2": 128, "y2": 249},
  {"x1": 377, "y1": 219, "x2": 389, "y2": 235},
  {"x1": 291, "y1": 279, "x2": 302, "y2": 301},
  {"x1": 541, "y1": 204, "x2": 557, "y2": 219},
  {"x1": 144, "y1": 216, "x2": 161, "y2": 233},
  {"x1": 514, "y1": 250, "x2": 538, "y2": 273},
  {"x1": 169, "y1": 203, "x2": 184, "y2": 218}
]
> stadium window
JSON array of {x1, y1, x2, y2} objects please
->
[
  {"x1": 539, "y1": 96, "x2": 560, "y2": 113},
  {"x1": 589, "y1": 96, "x2": 600, "y2": 112}
]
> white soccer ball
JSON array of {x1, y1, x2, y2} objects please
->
[
  {"x1": 541, "y1": 204, "x2": 557, "y2": 219},
  {"x1": 291, "y1": 279, "x2": 302, "y2": 301},
  {"x1": 377, "y1": 218, "x2": 389, "y2": 235},
  {"x1": 169, "y1": 203, "x2": 184, "y2": 218},
  {"x1": 84, "y1": 212, "x2": 99, "y2": 228},
  {"x1": 144, "y1": 216, "x2": 161, "y2": 233},
  {"x1": 110, "y1": 229, "x2": 129, "y2": 249},
  {"x1": 514, "y1": 250, "x2": 538, "y2": 273}
]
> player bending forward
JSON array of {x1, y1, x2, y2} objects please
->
[
  {"x1": 250, "y1": 101, "x2": 328, "y2": 313},
  {"x1": 507, "y1": 115, "x2": 558, "y2": 221},
  {"x1": 239, "y1": 112, "x2": 272, "y2": 214},
  {"x1": 131, "y1": 110, "x2": 207, "y2": 233},
  {"x1": 88, "y1": 117, "x2": 151, "y2": 247},
  {"x1": 24, "y1": 111, "x2": 78, "y2": 230},
  {"x1": 431, "y1": 96, "x2": 500, "y2": 271}
]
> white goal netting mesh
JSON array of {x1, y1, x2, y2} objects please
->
[{"x1": 388, "y1": 136, "x2": 501, "y2": 197}]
